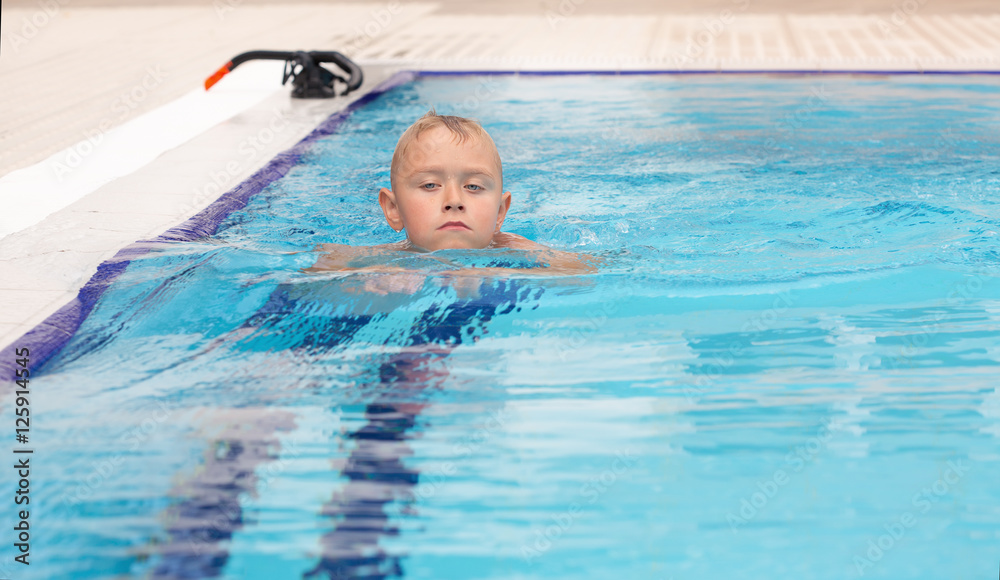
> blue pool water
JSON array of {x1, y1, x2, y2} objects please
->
[{"x1": 3, "y1": 73, "x2": 1000, "y2": 579}]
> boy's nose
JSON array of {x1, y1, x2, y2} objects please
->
[{"x1": 443, "y1": 184, "x2": 464, "y2": 211}]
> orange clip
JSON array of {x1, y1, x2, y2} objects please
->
[{"x1": 204, "y1": 62, "x2": 233, "y2": 90}]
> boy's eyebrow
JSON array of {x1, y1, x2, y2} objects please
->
[{"x1": 408, "y1": 166, "x2": 498, "y2": 179}]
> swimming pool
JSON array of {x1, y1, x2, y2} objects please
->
[{"x1": 3, "y1": 72, "x2": 999, "y2": 579}]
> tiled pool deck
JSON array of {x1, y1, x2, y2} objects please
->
[{"x1": 1, "y1": 0, "x2": 998, "y2": 351}]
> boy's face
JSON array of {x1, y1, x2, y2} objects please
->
[{"x1": 379, "y1": 125, "x2": 511, "y2": 251}]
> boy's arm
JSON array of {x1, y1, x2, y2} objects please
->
[
  {"x1": 302, "y1": 236, "x2": 599, "y2": 279},
  {"x1": 302, "y1": 242, "x2": 414, "y2": 274},
  {"x1": 464, "y1": 232, "x2": 600, "y2": 276},
  {"x1": 303, "y1": 243, "x2": 427, "y2": 295},
  {"x1": 301, "y1": 243, "x2": 357, "y2": 273}
]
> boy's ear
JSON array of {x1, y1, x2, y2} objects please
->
[
  {"x1": 378, "y1": 187, "x2": 404, "y2": 232},
  {"x1": 495, "y1": 191, "x2": 512, "y2": 232}
]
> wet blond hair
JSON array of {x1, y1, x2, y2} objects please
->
[{"x1": 390, "y1": 110, "x2": 503, "y2": 190}]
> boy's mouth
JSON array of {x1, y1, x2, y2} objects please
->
[{"x1": 438, "y1": 221, "x2": 471, "y2": 231}]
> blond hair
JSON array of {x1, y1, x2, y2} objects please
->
[{"x1": 390, "y1": 110, "x2": 503, "y2": 190}]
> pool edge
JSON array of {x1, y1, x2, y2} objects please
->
[{"x1": 0, "y1": 68, "x2": 414, "y2": 381}]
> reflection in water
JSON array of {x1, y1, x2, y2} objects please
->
[
  {"x1": 151, "y1": 276, "x2": 540, "y2": 579},
  {"x1": 305, "y1": 400, "x2": 424, "y2": 580},
  {"x1": 151, "y1": 410, "x2": 298, "y2": 579}
]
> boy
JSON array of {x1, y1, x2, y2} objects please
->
[{"x1": 306, "y1": 111, "x2": 596, "y2": 281}]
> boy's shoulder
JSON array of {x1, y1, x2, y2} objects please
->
[
  {"x1": 490, "y1": 232, "x2": 546, "y2": 251},
  {"x1": 490, "y1": 232, "x2": 600, "y2": 274}
]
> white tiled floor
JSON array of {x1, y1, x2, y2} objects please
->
[
  {"x1": 3, "y1": 4, "x2": 998, "y2": 176},
  {"x1": 0, "y1": 3, "x2": 438, "y2": 176},
  {"x1": 0, "y1": 2, "x2": 998, "y2": 352},
  {"x1": 348, "y1": 13, "x2": 1000, "y2": 70},
  {"x1": 0, "y1": 64, "x2": 401, "y2": 350}
]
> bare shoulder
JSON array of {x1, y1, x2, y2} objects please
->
[
  {"x1": 489, "y1": 232, "x2": 601, "y2": 275},
  {"x1": 490, "y1": 232, "x2": 548, "y2": 251},
  {"x1": 304, "y1": 241, "x2": 408, "y2": 273}
]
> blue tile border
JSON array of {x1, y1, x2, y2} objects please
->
[{"x1": 0, "y1": 70, "x2": 417, "y2": 383}]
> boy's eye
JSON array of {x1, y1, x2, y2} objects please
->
[
  {"x1": 466, "y1": 184, "x2": 483, "y2": 191},
  {"x1": 421, "y1": 183, "x2": 438, "y2": 190}
]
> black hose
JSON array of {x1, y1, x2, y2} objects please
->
[{"x1": 205, "y1": 50, "x2": 363, "y2": 97}]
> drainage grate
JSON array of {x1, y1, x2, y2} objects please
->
[{"x1": 351, "y1": 13, "x2": 1000, "y2": 71}]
